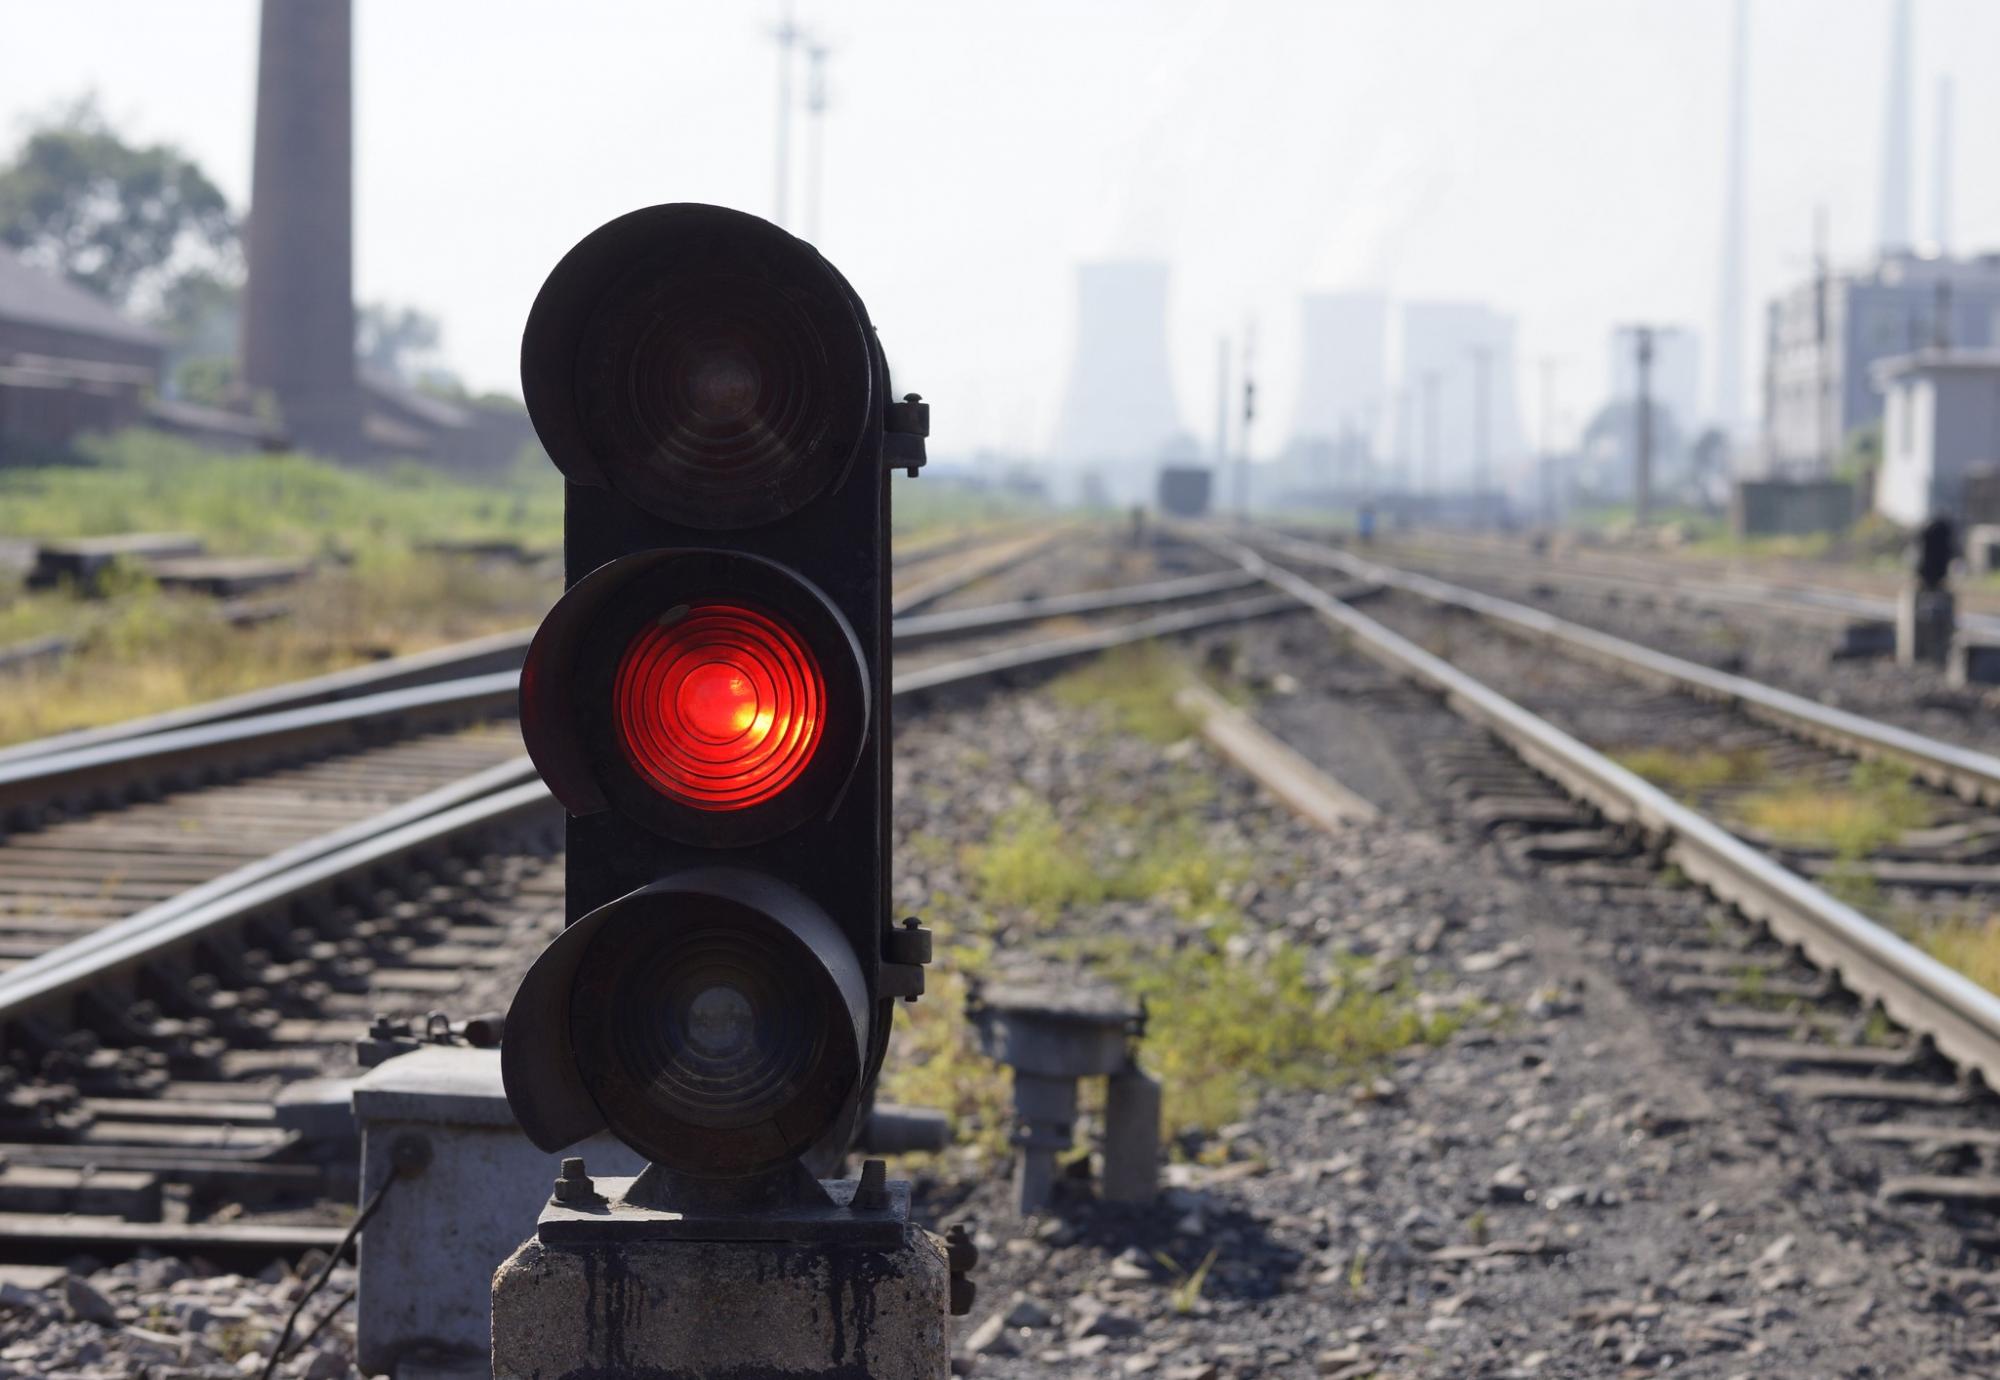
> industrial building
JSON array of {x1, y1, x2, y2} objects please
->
[
  {"x1": 1762, "y1": 250, "x2": 2000, "y2": 475},
  {"x1": 0, "y1": 246, "x2": 279, "y2": 460}
]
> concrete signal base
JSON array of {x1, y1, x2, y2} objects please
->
[{"x1": 492, "y1": 1213, "x2": 951, "y2": 1378}]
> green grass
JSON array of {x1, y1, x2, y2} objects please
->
[
  {"x1": 1915, "y1": 914, "x2": 2000, "y2": 996},
  {"x1": 1735, "y1": 761, "x2": 1930, "y2": 855},
  {"x1": 0, "y1": 554, "x2": 554, "y2": 743},
  {"x1": 1111, "y1": 929, "x2": 1466, "y2": 1134},
  {"x1": 0, "y1": 430, "x2": 563, "y2": 740},
  {"x1": 1615, "y1": 745, "x2": 1770, "y2": 797},
  {"x1": 1049, "y1": 642, "x2": 1196, "y2": 744},
  {"x1": 968, "y1": 788, "x2": 1246, "y2": 927},
  {"x1": 0, "y1": 429, "x2": 562, "y2": 558}
]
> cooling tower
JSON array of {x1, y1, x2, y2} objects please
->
[
  {"x1": 1290, "y1": 292, "x2": 1387, "y2": 447},
  {"x1": 1051, "y1": 262, "x2": 1182, "y2": 463}
]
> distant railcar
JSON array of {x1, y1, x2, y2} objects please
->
[{"x1": 1157, "y1": 465, "x2": 1213, "y2": 518}]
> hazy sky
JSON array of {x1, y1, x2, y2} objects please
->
[{"x1": 4, "y1": 0, "x2": 1996, "y2": 467}]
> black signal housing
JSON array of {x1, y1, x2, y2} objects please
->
[{"x1": 501, "y1": 203, "x2": 916, "y2": 1193}]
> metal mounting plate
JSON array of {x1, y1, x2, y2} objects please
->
[{"x1": 537, "y1": 1175, "x2": 911, "y2": 1248}]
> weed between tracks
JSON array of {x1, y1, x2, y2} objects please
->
[
  {"x1": 1734, "y1": 760, "x2": 1931, "y2": 855},
  {"x1": 884, "y1": 648, "x2": 1469, "y2": 1164},
  {"x1": 1614, "y1": 745, "x2": 1768, "y2": 796}
]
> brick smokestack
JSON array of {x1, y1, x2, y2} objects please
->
[{"x1": 240, "y1": 0, "x2": 359, "y2": 456}]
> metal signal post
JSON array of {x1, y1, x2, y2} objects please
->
[{"x1": 490, "y1": 203, "x2": 954, "y2": 1379}]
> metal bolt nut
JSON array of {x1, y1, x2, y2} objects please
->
[
  {"x1": 851, "y1": 1157, "x2": 890, "y2": 1211},
  {"x1": 552, "y1": 1156, "x2": 601, "y2": 1204}
]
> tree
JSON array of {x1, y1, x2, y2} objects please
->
[
  {"x1": 357, "y1": 302, "x2": 443, "y2": 384},
  {"x1": 0, "y1": 96, "x2": 237, "y2": 310}
]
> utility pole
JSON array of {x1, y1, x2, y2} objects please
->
[
  {"x1": 1235, "y1": 324, "x2": 1256, "y2": 518},
  {"x1": 1539, "y1": 355, "x2": 1560, "y2": 525},
  {"x1": 801, "y1": 40, "x2": 829, "y2": 242},
  {"x1": 1213, "y1": 336, "x2": 1230, "y2": 465},
  {"x1": 1395, "y1": 386, "x2": 1413, "y2": 495},
  {"x1": 1469, "y1": 345, "x2": 1493, "y2": 520},
  {"x1": 1421, "y1": 369, "x2": 1441, "y2": 503},
  {"x1": 771, "y1": 0, "x2": 800, "y2": 228},
  {"x1": 1814, "y1": 205, "x2": 1834, "y2": 476},
  {"x1": 1631, "y1": 326, "x2": 1656, "y2": 527},
  {"x1": 1237, "y1": 368, "x2": 1256, "y2": 518}
]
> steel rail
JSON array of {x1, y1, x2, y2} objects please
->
[
  {"x1": 0, "y1": 580, "x2": 1310, "y2": 1030},
  {"x1": 0, "y1": 777, "x2": 562, "y2": 1026},
  {"x1": 891, "y1": 591, "x2": 1302, "y2": 696},
  {"x1": 0, "y1": 628, "x2": 536, "y2": 768},
  {"x1": 892, "y1": 569, "x2": 1261, "y2": 646},
  {"x1": 0, "y1": 757, "x2": 540, "y2": 1001},
  {"x1": 1198, "y1": 529, "x2": 2000, "y2": 1091},
  {"x1": 0, "y1": 671, "x2": 519, "y2": 817},
  {"x1": 0, "y1": 529, "x2": 1062, "y2": 768},
  {"x1": 890, "y1": 528, "x2": 1066, "y2": 616},
  {"x1": 0, "y1": 569, "x2": 1264, "y2": 810},
  {"x1": 1370, "y1": 531, "x2": 2000, "y2": 639},
  {"x1": 1251, "y1": 528, "x2": 2000, "y2": 809}
]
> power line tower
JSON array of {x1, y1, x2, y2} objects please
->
[
  {"x1": 1236, "y1": 324, "x2": 1256, "y2": 518},
  {"x1": 1539, "y1": 355, "x2": 1561, "y2": 525},
  {"x1": 1421, "y1": 369, "x2": 1441, "y2": 501},
  {"x1": 1469, "y1": 345, "x2": 1493, "y2": 519},
  {"x1": 1213, "y1": 336, "x2": 1230, "y2": 464},
  {"x1": 770, "y1": 1, "x2": 801, "y2": 228},
  {"x1": 1615, "y1": 325, "x2": 1670, "y2": 526}
]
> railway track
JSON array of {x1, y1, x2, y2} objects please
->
[
  {"x1": 1374, "y1": 529, "x2": 2000, "y2": 640},
  {"x1": 0, "y1": 524, "x2": 1065, "y2": 770},
  {"x1": 0, "y1": 542, "x2": 1305, "y2": 1261},
  {"x1": 31, "y1": 514, "x2": 2000, "y2": 1283},
  {"x1": 1188, "y1": 525, "x2": 2000, "y2": 1244}
]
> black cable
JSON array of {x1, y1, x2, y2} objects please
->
[
  {"x1": 259, "y1": 1172, "x2": 397, "y2": 1380},
  {"x1": 291, "y1": 1283, "x2": 358, "y2": 1357}
]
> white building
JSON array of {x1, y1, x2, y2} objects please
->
[{"x1": 1872, "y1": 348, "x2": 2000, "y2": 525}]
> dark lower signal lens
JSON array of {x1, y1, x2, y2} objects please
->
[
  {"x1": 613, "y1": 601, "x2": 825, "y2": 811},
  {"x1": 560, "y1": 878, "x2": 869, "y2": 1179}
]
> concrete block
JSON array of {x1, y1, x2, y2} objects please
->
[
  {"x1": 1897, "y1": 587, "x2": 1956, "y2": 667},
  {"x1": 491, "y1": 1226, "x2": 950, "y2": 1379},
  {"x1": 1102, "y1": 1063, "x2": 1161, "y2": 1203},
  {"x1": 1833, "y1": 619, "x2": 1896, "y2": 660},
  {"x1": 1950, "y1": 640, "x2": 2000, "y2": 687},
  {"x1": 352, "y1": 1046, "x2": 645, "y2": 1379}
]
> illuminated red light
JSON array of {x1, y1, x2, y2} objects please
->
[{"x1": 614, "y1": 602, "x2": 825, "y2": 810}]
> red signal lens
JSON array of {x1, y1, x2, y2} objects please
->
[{"x1": 614, "y1": 602, "x2": 825, "y2": 811}]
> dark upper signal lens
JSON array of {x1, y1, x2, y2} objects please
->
[{"x1": 521, "y1": 204, "x2": 873, "y2": 530}]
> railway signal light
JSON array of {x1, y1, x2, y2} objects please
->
[{"x1": 501, "y1": 203, "x2": 929, "y2": 1191}]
